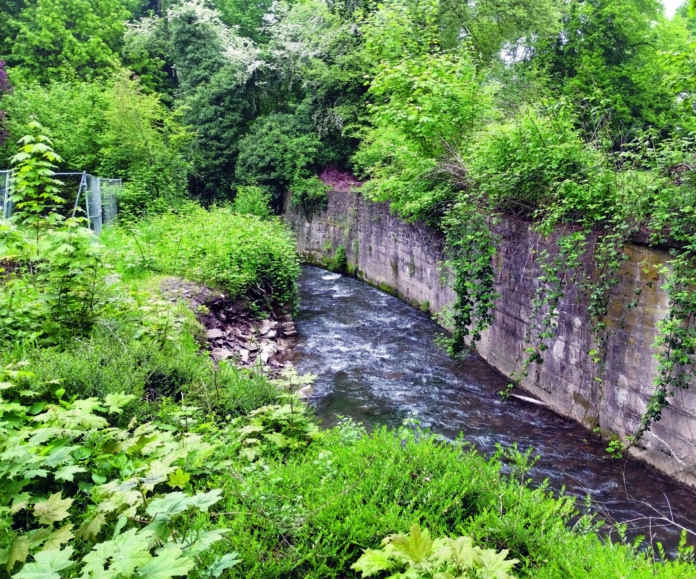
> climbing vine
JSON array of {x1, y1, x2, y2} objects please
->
[
  {"x1": 443, "y1": 203, "x2": 497, "y2": 355},
  {"x1": 633, "y1": 243, "x2": 696, "y2": 444},
  {"x1": 510, "y1": 232, "x2": 587, "y2": 388}
]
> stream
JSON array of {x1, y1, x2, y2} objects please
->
[{"x1": 291, "y1": 265, "x2": 696, "y2": 554}]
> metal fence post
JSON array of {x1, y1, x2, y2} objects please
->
[{"x1": 1, "y1": 170, "x2": 11, "y2": 219}]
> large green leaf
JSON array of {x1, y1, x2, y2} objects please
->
[
  {"x1": 351, "y1": 548, "x2": 395, "y2": 577},
  {"x1": 34, "y1": 493, "x2": 73, "y2": 525},
  {"x1": 13, "y1": 546, "x2": 74, "y2": 579},
  {"x1": 80, "y1": 528, "x2": 153, "y2": 578},
  {"x1": 137, "y1": 546, "x2": 194, "y2": 579},
  {"x1": 6, "y1": 535, "x2": 29, "y2": 573},
  {"x1": 146, "y1": 489, "x2": 222, "y2": 519}
]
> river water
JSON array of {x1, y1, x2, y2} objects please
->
[{"x1": 291, "y1": 266, "x2": 696, "y2": 553}]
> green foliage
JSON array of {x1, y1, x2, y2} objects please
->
[
  {"x1": 352, "y1": 524, "x2": 518, "y2": 578},
  {"x1": 290, "y1": 176, "x2": 329, "y2": 218},
  {"x1": 634, "y1": 245, "x2": 696, "y2": 442},
  {"x1": 122, "y1": 14, "x2": 177, "y2": 96},
  {"x1": 263, "y1": 1, "x2": 370, "y2": 168},
  {"x1": 0, "y1": 75, "x2": 189, "y2": 217},
  {"x1": 22, "y1": 320, "x2": 282, "y2": 426},
  {"x1": 9, "y1": 124, "x2": 66, "y2": 230},
  {"x1": 535, "y1": 0, "x2": 692, "y2": 141},
  {"x1": 324, "y1": 244, "x2": 348, "y2": 274},
  {"x1": 468, "y1": 104, "x2": 606, "y2": 222},
  {"x1": 9, "y1": 0, "x2": 128, "y2": 83},
  {"x1": 0, "y1": 367, "x2": 238, "y2": 578},
  {"x1": 444, "y1": 205, "x2": 497, "y2": 354},
  {"x1": 236, "y1": 113, "x2": 322, "y2": 203},
  {"x1": 216, "y1": 0, "x2": 275, "y2": 43},
  {"x1": 232, "y1": 185, "x2": 272, "y2": 219},
  {"x1": 99, "y1": 71, "x2": 189, "y2": 207},
  {"x1": 232, "y1": 391, "x2": 321, "y2": 462},
  {"x1": 102, "y1": 205, "x2": 300, "y2": 311},
  {"x1": 167, "y1": 0, "x2": 235, "y2": 95},
  {"x1": 0, "y1": 124, "x2": 109, "y2": 344},
  {"x1": 355, "y1": 4, "x2": 492, "y2": 222},
  {"x1": 1, "y1": 81, "x2": 106, "y2": 173},
  {"x1": 436, "y1": 0, "x2": 561, "y2": 60},
  {"x1": 212, "y1": 425, "x2": 694, "y2": 577},
  {"x1": 167, "y1": 0, "x2": 260, "y2": 200}
]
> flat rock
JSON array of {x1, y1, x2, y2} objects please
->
[
  {"x1": 239, "y1": 349, "x2": 249, "y2": 363},
  {"x1": 259, "y1": 320, "x2": 277, "y2": 335},
  {"x1": 259, "y1": 343, "x2": 278, "y2": 364},
  {"x1": 211, "y1": 348, "x2": 234, "y2": 361},
  {"x1": 297, "y1": 385, "x2": 313, "y2": 399},
  {"x1": 206, "y1": 328, "x2": 225, "y2": 340}
]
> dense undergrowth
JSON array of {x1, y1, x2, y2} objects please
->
[
  {"x1": 2, "y1": 0, "x2": 696, "y2": 575},
  {"x1": 1, "y1": 130, "x2": 695, "y2": 577}
]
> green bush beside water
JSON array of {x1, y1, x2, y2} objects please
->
[{"x1": 102, "y1": 203, "x2": 301, "y2": 312}]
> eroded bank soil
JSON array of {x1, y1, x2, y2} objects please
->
[{"x1": 160, "y1": 277, "x2": 297, "y2": 375}]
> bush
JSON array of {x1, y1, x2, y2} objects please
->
[
  {"x1": 0, "y1": 125, "x2": 111, "y2": 345},
  {"x1": 232, "y1": 185, "x2": 273, "y2": 218},
  {"x1": 468, "y1": 104, "x2": 608, "y2": 224},
  {"x1": 235, "y1": 112, "x2": 321, "y2": 204},
  {"x1": 23, "y1": 321, "x2": 282, "y2": 427},
  {"x1": 290, "y1": 176, "x2": 329, "y2": 217},
  {"x1": 210, "y1": 426, "x2": 696, "y2": 577},
  {"x1": 102, "y1": 205, "x2": 301, "y2": 312},
  {"x1": 324, "y1": 244, "x2": 348, "y2": 274}
]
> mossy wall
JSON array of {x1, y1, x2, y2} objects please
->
[{"x1": 284, "y1": 190, "x2": 696, "y2": 487}]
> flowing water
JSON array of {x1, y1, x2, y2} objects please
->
[{"x1": 291, "y1": 265, "x2": 696, "y2": 553}]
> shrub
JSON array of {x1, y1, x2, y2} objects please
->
[
  {"x1": 468, "y1": 104, "x2": 608, "y2": 224},
  {"x1": 235, "y1": 112, "x2": 321, "y2": 204},
  {"x1": 0, "y1": 124, "x2": 110, "y2": 345},
  {"x1": 232, "y1": 185, "x2": 273, "y2": 218},
  {"x1": 210, "y1": 426, "x2": 696, "y2": 577},
  {"x1": 23, "y1": 322, "x2": 282, "y2": 426},
  {"x1": 290, "y1": 176, "x2": 329, "y2": 217},
  {"x1": 102, "y1": 205, "x2": 301, "y2": 312},
  {"x1": 324, "y1": 244, "x2": 348, "y2": 274}
]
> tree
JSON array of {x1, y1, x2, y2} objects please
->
[
  {"x1": 535, "y1": 0, "x2": 686, "y2": 142},
  {"x1": 0, "y1": 60, "x2": 9, "y2": 146},
  {"x1": 1, "y1": 80, "x2": 107, "y2": 172},
  {"x1": 10, "y1": 0, "x2": 128, "y2": 83},
  {"x1": 167, "y1": 0, "x2": 261, "y2": 200},
  {"x1": 167, "y1": 0, "x2": 230, "y2": 94},
  {"x1": 0, "y1": 0, "x2": 24, "y2": 58},
  {"x1": 99, "y1": 71, "x2": 190, "y2": 204},
  {"x1": 437, "y1": 0, "x2": 561, "y2": 61},
  {"x1": 215, "y1": 0, "x2": 275, "y2": 43}
]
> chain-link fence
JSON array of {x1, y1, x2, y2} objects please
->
[{"x1": 0, "y1": 170, "x2": 121, "y2": 234}]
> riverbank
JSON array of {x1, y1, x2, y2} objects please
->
[
  {"x1": 4, "y1": 204, "x2": 696, "y2": 575},
  {"x1": 284, "y1": 188, "x2": 696, "y2": 488}
]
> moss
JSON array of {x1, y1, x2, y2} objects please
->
[{"x1": 375, "y1": 281, "x2": 397, "y2": 296}]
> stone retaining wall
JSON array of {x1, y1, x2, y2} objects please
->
[{"x1": 284, "y1": 190, "x2": 696, "y2": 487}]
